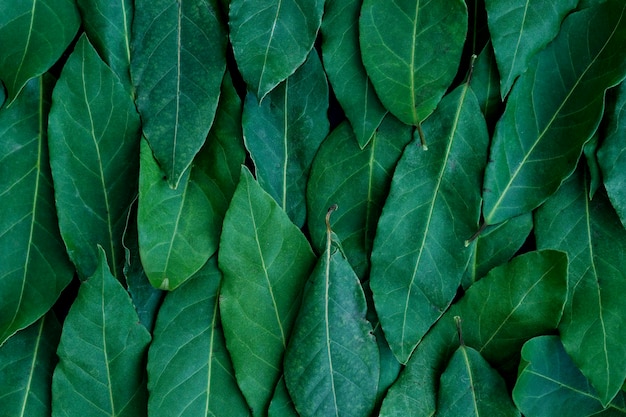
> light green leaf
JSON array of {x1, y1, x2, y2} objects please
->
[
  {"x1": 0, "y1": 313, "x2": 61, "y2": 417},
  {"x1": 321, "y1": 0, "x2": 387, "y2": 148},
  {"x1": 306, "y1": 116, "x2": 412, "y2": 279},
  {"x1": 485, "y1": 0, "x2": 577, "y2": 97},
  {"x1": 513, "y1": 336, "x2": 626, "y2": 416},
  {"x1": 0, "y1": 0, "x2": 80, "y2": 104},
  {"x1": 436, "y1": 345, "x2": 520, "y2": 417},
  {"x1": 0, "y1": 75, "x2": 73, "y2": 344},
  {"x1": 482, "y1": 1, "x2": 626, "y2": 225},
  {"x1": 379, "y1": 250, "x2": 568, "y2": 417},
  {"x1": 131, "y1": 0, "x2": 227, "y2": 188},
  {"x1": 243, "y1": 51, "x2": 328, "y2": 228},
  {"x1": 229, "y1": 0, "x2": 324, "y2": 100},
  {"x1": 359, "y1": 0, "x2": 467, "y2": 126},
  {"x1": 219, "y1": 167, "x2": 316, "y2": 417},
  {"x1": 48, "y1": 34, "x2": 140, "y2": 280},
  {"x1": 147, "y1": 256, "x2": 250, "y2": 417},
  {"x1": 535, "y1": 166, "x2": 626, "y2": 406},
  {"x1": 370, "y1": 83, "x2": 488, "y2": 364},
  {"x1": 52, "y1": 247, "x2": 151, "y2": 417}
]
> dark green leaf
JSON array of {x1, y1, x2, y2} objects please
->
[
  {"x1": 513, "y1": 336, "x2": 626, "y2": 416},
  {"x1": 321, "y1": 0, "x2": 387, "y2": 148},
  {"x1": 0, "y1": 75, "x2": 73, "y2": 343},
  {"x1": 229, "y1": 0, "x2": 324, "y2": 100},
  {"x1": 469, "y1": 43, "x2": 502, "y2": 127},
  {"x1": 583, "y1": 132, "x2": 601, "y2": 200},
  {"x1": 243, "y1": 51, "x2": 328, "y2": 228},
  {"x1": 0, "y1": 0, "x2": 80, "y2": 104},
  {"x1": 359, "y1": 0, "x2": 467, "y2": 126},
  {"x1": 370, "y1": 83, "x2": 488, "y2": 363},
  {"x1": 52, "y1": 248, "x2": 151, "y2": 417},
  {"x1": 535, "y1": 167, "x2": 626, "y2": 406},
  {"x1": 219, "y1": 167, "x2": 316, "y2": 416},
  {"x1": 482, "y1": 2, "x2": 626, "y2": 225},
  {"x1": 379, "y1": 250, "x2": 568, "y2": 417},
  {"x1": 48, "y1": 34, "x2": 141, "y2": 280},
  {"x1": 131, "y1": 0, "x2": 227, "y2": 188},
  {"x1": 147, "y1": 256, "x2": 250, "y2": 417},
  {"x1": 0, "y1": 313, "x2": 61, "y2": 417}
]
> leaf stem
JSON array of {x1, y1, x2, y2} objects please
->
[
  {"x1": 466, "y1": 54, "x2": 478, "y2": 85},
  {"x1": 416, "y1": 124, "x2": 428, "y2": 150},
  {"x1": 464, "y1": 221, "x2": 487, "y2": 247},
  {"x1": 454, "y1": 316, "x2": 464, "y2": 346}
]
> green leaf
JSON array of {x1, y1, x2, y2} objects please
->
[
  {"x1": 0, "y1": 313, "x2": 61, "y2": 417},
  {"x1": 469, "y1": 43, "x2": 502, "y2": 126},
  {"x1": 306, "y1": 116, "x2": 412, "y2": 279},
  {"x1": 583, "y1": 132, "x2": 601, "y2": 200},
  {"x1": 485, "y1": 0, "x2": 577, "y2": 98},
  {"x1": 0, "y1": 0, "x2": 80, "y2": 104},
  {"x1": 48, "y1": 34, "x2": 140, "y2": 280},
  {"x1": 219, "y1": 167, "x2": 316, "y2": 417},
  {"x1": 535, "y1": 166, "x2": 626, "y2": 406},
  {"x1": 379, "y1": 250, "x2": 568, "y2": 417},
  {"x1": 370, "y1": 83, "x2": 489, "y2": 363},
  {"x1": 513, "y1": 336, "x2": 626, "y2": 416},
  {"x1": 229, "y1": 0, "x2": 324, "y2": 100},
  {"x1": 0, "y1": 75, "x2": 73, "y2": 344},
  {"x1": 359, "y1": 0, "x2": 467, "y2": 126},
  {"x1": 147, "y1": 256, "x2": 250, "y2": 417},
  {"x1": 131, "y1": 0, "x2": 227, "y2": 188},
  {"x1": 482, "y1": 2, "x2": 626, "y2": 225},
  {"x1": 268, "y1": 378, "x2": 299, "y2": 417},
  {"x1": 52, "y1": 247, "x2": 151, "y2": 417},
  {"x1": 436, "y1": 345, "x2": 520, "y2": 417},
  {"x1": 243, "y1": 51, "x2": 328, "y2": 228},
  {"x1": 320, "y1": 0, "x2": 387, "y2": 148},
  {"x1": 284, "y1": 213, "x2": 379, "y2": 417}
]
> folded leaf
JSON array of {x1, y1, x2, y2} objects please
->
[
  {"x1": 132, "y1": 0, "x2": 227, "y2": 188},
  {"x1": 48, "y1": 34, "x2": 141, "y2": 279},
  {"x1": 359, "y1": 0, "x2": 467, "y2": 126},
  {"x1": 52, "y1": 248, "x2": 151, "y2": 417},
  {"x1": 370, "y1": 83, "x2": 488, "y2": 363},
  {"x1": 219, "y1": 167, "x2": 316, "y2": 417},
  {"x1": 482, "y1": 1, "x2": 626, "y2": 225}
]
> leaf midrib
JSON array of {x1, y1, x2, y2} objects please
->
[
  {"x1": 324, "y1": 226, "x2": 340, "y2": 417},
  {"x1": 18, "y1": 317, "x2": 45, "y2": 417}
]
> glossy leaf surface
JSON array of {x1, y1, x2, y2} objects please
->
[
  {"x1": 52, "y1": 248, "x2": 151, "y2": 417},
  {"x1": 147, "y1": 257, "x2": 250, "y2": 417},
  {"x1": 219, "y1": 167, "x2": 316, "y2": 416},
  {"x1": 535, "y1": 167, "x2": 626, "y2": 405},
  {"x1": 132, "y1": 0, "x2": 227, "y2": 188},
  {"x1": 370, "y1": 84, "x2": 488, "y2": 363},
  {"x1": 482, "y1": 2, "x2": 626, "y2": 225},
  {"x1": 243, "y1": 52, "x2": 328, "y2": 227},
  {"x1": 229, "y1": 0, "x2": 324, "y2": 100},
  {"x1": 0, "y1": 75, "x2": 73, "y2": 343},
  {"x1": 360, "y1": 0, "x2": 467, "y2": 126}
]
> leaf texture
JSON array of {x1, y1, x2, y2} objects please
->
[
  {"x1": 147, "y1": 257, "x2": 250, "y2": 417},
  {"x1": 359, "y1": 0, "x2": 467, "y2": 126},
  {"x1": 229, "y1": 0, "x2": 324, "y2": 100},
  {"x1": 0, "y1": 75, "x2": 73, "y2": 344},
  {"x1": 219, "y1": 167, "x2": 316, "y2": 416},
  {"x1": 482, "y1": 1, "x2": 626, "y2": 225},
  {"x1": 370, "y1": 83, "x2": 489, "y2": 363},
  {"x1": 52, "y1": 248, "x2": 151, "y2": 417},
  {"x1": 131, "y1": 0, "x2": 227, "y2": 188},
  {"x1": 0, "y1": 0, "x2": 80, "y2": 104}
]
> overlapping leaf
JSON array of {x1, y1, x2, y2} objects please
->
[
  {"x1": 219, "y1": 167, "x2": 316, "y2": 416},
  {"x1": 229, "y1": 0, "x2": 324, "y2": 100},
  {"x1": 359, "y1": 0, "x2": 467, "y2": 126},
  {"x1": 243, "y1": 51, "x2": 328, "y2": 228},
  {"x1": 268, "y1": 378, "x2": 298, "y2": 417},
  {"x1": 132, "y1": 0, "x2": 227, "y2": 188},
  {"x1": 379, "y1": 250, "x2": 568, "y2": 417},
  {"x1": 469, "y1": 43, "x2": 502, "y2": 126},
  {"x1": 535, "y1": 167, "x2": 626, "y2": 405},
  {"x1": 0, "y1": 75, "x2": 73, "y2": 344},
  {"x1": 0, "y1": 0, "x2": 80, "y2": 104},
  {"x1": 147, "y1": 257, "x2": 250, "y2": 417},
  {"x1": 48, "y1": 34, "x2": 141, "y2": 279},
  {"x1": 370, "y1": 83, "x2": 488, "y2": 363},
  {"x1": 52, "y1": 248, "x2": 151, "y2": 417},
  {"x1": 482, "y1": 1, "x2": 626, "y2": 225}
]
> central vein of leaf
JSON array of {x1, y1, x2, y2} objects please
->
[
  {"x1": 409, "y1": 0, "x2": 420, "y2": 125},
  {"x1": 282, "y1": 80, "x2": 289, "y2": 212},
  {"x1": 259, "y1": 0, "x2": 283, "y2": 98},
  {"x1": 19, "y1": 318, "x2": 45, "y2": 417},
  {"x1": 13, "y1": 0, "x2": 37, "y2": 93},
  {"x1": 101, "y1": 277, "x2": 116, "y2": 416},
  {"x1": 324, "y1": 225, "x2": 340, "y2": 416},
  {"x1": 172, "y1": 0, "x2": 183, "y2": 183}
]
